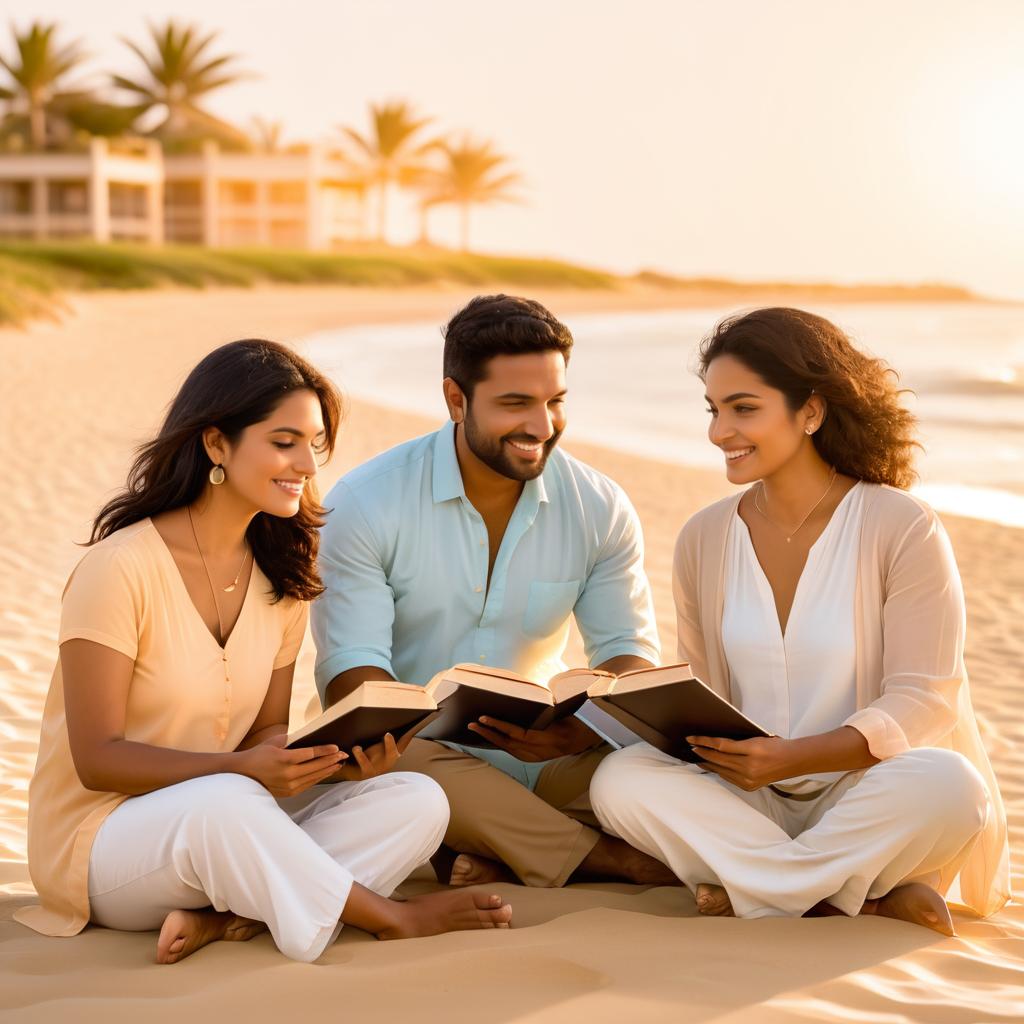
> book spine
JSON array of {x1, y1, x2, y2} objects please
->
[{"x1": 530, "y1": 693, "x2": 589, "y2": 732}]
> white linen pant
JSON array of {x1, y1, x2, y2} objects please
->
[
  {"x1": 87, "y1": 771, "x2": 449, "y2": 962},
  {"x1": 590, "y1": 744, "x2": 990, "y2": 918}
]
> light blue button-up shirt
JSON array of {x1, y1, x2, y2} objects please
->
[{"x1": 312, "y1": 420, "x2": 660, "y2": 787}]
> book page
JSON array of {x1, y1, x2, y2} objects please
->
[
  {"x1": 611, "y1": 663, "x2": 694, "y2": 694},
  {"x1": 547, "y1": 668, "x2": 612, "y2": 704},
  {"x1": 287, "y1": 680, "x2": 434, "y2": 746},
  {"x1": 429, "y1": 665, "x2": 556, "y2": 705}
]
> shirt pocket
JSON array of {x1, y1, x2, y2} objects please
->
[{"x1": 522, "y1": 580, "x2": 582, "y2": 639}]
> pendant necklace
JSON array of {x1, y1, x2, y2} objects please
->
[
  {"x1": 187, "y1": 506, "x2": 249, "y2": 641},
  {"x1": 753, "y1": 468, "x2": 837, "y2": 543}
]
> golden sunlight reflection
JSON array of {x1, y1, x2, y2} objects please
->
[{"x1": 957, "y1": 68, "x2": 1024, "y2": 212}]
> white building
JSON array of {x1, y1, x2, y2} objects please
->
[
  {"x1": 0, "y1": 138, "x2": 365, "y2": 249},
  {"x1": 0, "y1": 137, "x2": 163, "y2": 242}
]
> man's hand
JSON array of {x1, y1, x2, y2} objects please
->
[
  {"x1": 333, "y1": 730, "x2": 416, "y2": 781},
  {"x1": 687, "y1": 735, "x2": 801, "y2": 791},
  {"x1": 467, "y1": 715, "x2": 601, "y2": 762}
]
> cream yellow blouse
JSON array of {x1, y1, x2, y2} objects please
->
[
  {"x1": 15, "y1": 519, "x2": 308, "y2": 936},
  {"x1": 673, "y1": 484, "x2": 1010, "y2": 918}
]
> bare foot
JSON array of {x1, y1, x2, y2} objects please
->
[
  {"x1": 156, "y1": 909, "x2": 265, "y2": 964},
  {"x1": 573, "y1": 834, "x2": 681, "y2": 885},
  {"x1": 861, "y1": 883, "x2": 955, "y2": 936},
  {"x1": 695, "y1": 883, "x2": 734, "y2": 917},
  {"x1": 377, "y1": 890, "x2": 512, "y2": 939},
  {"x1": 449, "y1": 853, "x2": 516, "y2": 888}
]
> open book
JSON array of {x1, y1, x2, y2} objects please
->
[
  {"x1": 415, "y1": 663, "x2": 613, "y2": 748},
  {"x1": 285, "y1": 680, "x2": 438, "y2": 751},
  {"x1": 584, "y1": 663, "x2": 772, "y2": 762}
]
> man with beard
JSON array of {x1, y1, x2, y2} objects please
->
[{"x1": 311, "y1": 294, "x2": 671, "y2": 889}]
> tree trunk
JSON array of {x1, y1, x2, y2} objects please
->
[
  {"x1": 29, "y1": 96, "x2": 46, "y2": 150},
  {"x1": 376, "y1": 180, "x2": 387, "y2": 242},
  {"x1": 417, "y1": 201, "x2": 431, "y2": 246},
  {"x1": 459, "y1": 202, "x2": 470, "y2": 252}
]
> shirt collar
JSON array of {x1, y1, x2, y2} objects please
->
[
  {"x1": 432, "y1": 420, "x2": 466, "y2": 503},
  {"x1": 432, "y1": 420, "x2": 550, "y2": 506}
]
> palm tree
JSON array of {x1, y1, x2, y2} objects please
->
[
  {"x1": 113, "y1": 20, "x2": 249, "y2": 150},
  {"x1": 424, "y1": 137, "x2": 522, "y2": 251},
  {"x1": 339, "y1": 101, "x2": 436, "y2": 242},
  {"x1": 399, "y1": 161, "x2": 445, "y2": 245},
  {"x1": 249, "y1": 115, "x2": 283, "y2": 153},
  {"x1": 0, "y1": 21, "x2": 87, "y2": 149}
]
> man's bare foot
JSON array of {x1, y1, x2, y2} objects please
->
[
  {"x1": 695, "y1": 883, "x2": 734, "y2": 916},
  {"x1": 376, "y1": 890, "x2": 512, "y2": 939},
  {"x1": 861, "y1": 883, "x2": 955, "y2": 936},
  {"x1": 573, "y1": 834, "x2": 681, "y2": 885},
  {"x1": 449, "y1": 853, "x2": 516, "y2": 888},
  {"x1": 156, "y1": 909, "x2": 265, "y2": 964}
]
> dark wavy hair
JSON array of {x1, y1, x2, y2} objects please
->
[
  {"x1": 698, "y1": 308, "x2": 919, "y2": 488},
  {"x1": 89, "y1": 339, "x2": 343, "y2": 602},
  {"x1": 443, "y1": 294, "x2": 573, "y2": 396}
]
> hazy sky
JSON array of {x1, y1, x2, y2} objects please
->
[{"x1": 20, "y1": 0, "x2": 1024, "y2": 297}]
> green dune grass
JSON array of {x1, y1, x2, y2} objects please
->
[
  {"x1": 0, "y1": 241, "x2": 980, "y2": 327},
  {"x1": 0, "y1": 242, "x2": 617, "y2": 324}
]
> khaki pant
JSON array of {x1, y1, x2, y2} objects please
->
[{"x1": 399, "y1": 738, "x2": 610, "y2": 887}]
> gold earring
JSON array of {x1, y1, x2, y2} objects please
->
[{"x1": 209, "y1": 464, "x2": 226, "y2": 485}]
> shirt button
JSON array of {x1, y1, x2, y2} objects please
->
[
  {"x1": 479, "y1": 540, "x2": 485, "y2": 546},
  {"x1": 479, "y1": 654, "x2": 487, "y2": 662},
  {"x1": 474, "y1": 586, "x2": 483, "y2": 593}
]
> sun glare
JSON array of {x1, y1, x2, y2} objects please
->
[{"x1": 957, "y1": 69, "x2": 1024, "y2": 213}]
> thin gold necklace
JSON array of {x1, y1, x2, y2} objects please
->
[
  {"x1": 753, "y1": 468, "x2": 838, "y2": 543},
  {"x1": 187, "y1": 506, "x2": 249, "y2": 642}
]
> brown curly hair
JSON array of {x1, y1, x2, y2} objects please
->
[{"x1": 698, "y1": 308, "x2": 919, "y2": 488}]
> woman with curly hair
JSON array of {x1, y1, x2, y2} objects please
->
[
  {"x1": 15, "y1": 339, "x2": 511, "y2": 964},
  {"x1": 590, "y1": 308, "x2": 1009, "y2": 934}
]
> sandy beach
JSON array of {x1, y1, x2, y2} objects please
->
[{"x1": 1, "y1": 284, "x2": 1021, "y2": 1022}]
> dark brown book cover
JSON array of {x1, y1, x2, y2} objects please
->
[
  {"x1": 588, "y1": 676, "x2": 771, "y2": 762},
  {"x1": 286, "y1": 705, "x2": 436, "y2": 751},
  {"x1": 416, "y1": 686, "x2": 589, "y2": 748}
]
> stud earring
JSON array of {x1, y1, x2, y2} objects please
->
[
  {"x1": 209, "y1": 464, "x2": 226, "y2": 485},
  {"x1": 805, "y1": 427, "x2": 814, "y2": 435}
]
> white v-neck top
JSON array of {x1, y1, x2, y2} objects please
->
[{"x1": 721, "y1": 483, "x2": 865, "y2": 792}]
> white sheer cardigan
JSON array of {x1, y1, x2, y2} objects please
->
[{"x1": 672, "y1": 482, "x2": 1009, "y2": 917}]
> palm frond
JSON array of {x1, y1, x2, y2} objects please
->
[{"x1": 115, "y1": 18, "x2": 247, "y2": 128}]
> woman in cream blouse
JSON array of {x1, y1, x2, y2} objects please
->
[
  {"x1": 590, "y1": 308, "x2": 1009, "y2": 934},
  {"x1": 16, "y1": 339, "x2": 511, "y2": 963}
]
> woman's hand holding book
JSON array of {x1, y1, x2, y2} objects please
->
[
  {"x1": 688, "y1": 727, "x2": 879, "y2": 790},
  {"x1": 239, "y1": 734, "x2": 348, "y2": 796},
  {"x1": 686, "y1": 735, "x2": 802, "y2": 790}
]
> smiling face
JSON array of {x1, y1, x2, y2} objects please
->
[
  {"x1": 703, "y1": 354, "x2": 819, "y2": 484},
  {"x1": 206, "y1": 388, "x2": 327, "y2": 516},
  {"x1": 447, "y1": 350, "x2": 567, "y2": 482}
]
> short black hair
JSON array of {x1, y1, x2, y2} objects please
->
[{"x1": 442, "y1": 294, "x2": 573, "y2": 395}]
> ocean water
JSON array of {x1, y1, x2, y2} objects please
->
[{"x1": 304, "y1": 302, "x2": 1024, "y2": 528}]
